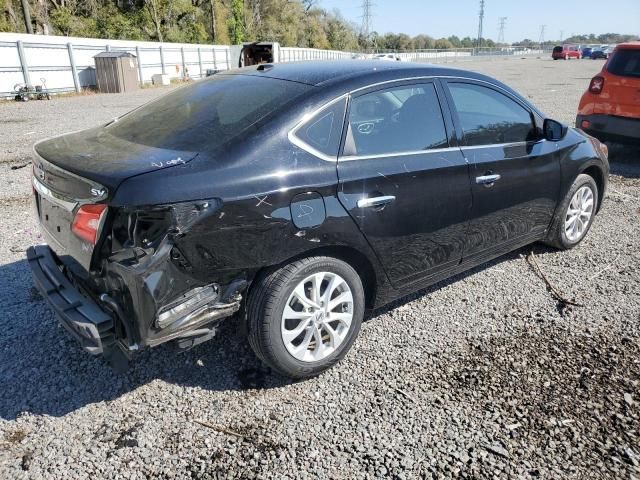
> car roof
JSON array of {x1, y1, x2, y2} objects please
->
[
  {"x1": 616, "y1": 42, "x2": 640, "y2": 51},
  {"x1": 223, "y1": 60, "x2": 494, "y2": 88}
]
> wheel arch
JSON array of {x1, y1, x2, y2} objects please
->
[
  {"x1": 580, "y1": 163, "x2": 606, "y2": 213},
  {"x1": 248, "y1": 245, "x2": 380, "y2": 311}
]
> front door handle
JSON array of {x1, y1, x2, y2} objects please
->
[
  {"x1": 357, "y1": 195, "x2": 396, "y2": 209},
  {"x1": 475, "y1": 173, "x2": 501, "y2": 186}
]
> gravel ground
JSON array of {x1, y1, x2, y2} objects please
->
[{"x1": 1, "y1": 57, "x2": 639, "y2": 479}]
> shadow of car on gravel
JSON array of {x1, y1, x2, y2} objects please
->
[
  {"x1": 607, "y1": 143, "x2": 640, "y2": 179},
  {"x1": 0, "y1": 243, "x2": 557, "y2": 420},
  {"x1": 0, "y1": 258, "x2": 294, "y2": 420}
]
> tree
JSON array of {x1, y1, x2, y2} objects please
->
[
  {"x1": 434, "y1": 38, "x2": 453, "y2": 49},
  {"x1": 144, "y1": 0, "x2": 163, "y2": 42},
  {"x1": 228, "y1": 0, "x2": 244, "y2": 44},
  {"x1": 1, "y1": 2, "x2": 637, "y2": 51}
]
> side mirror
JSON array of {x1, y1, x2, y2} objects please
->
[{"x1": 543, "y1": 118, "x2": 568, "y2": 141}]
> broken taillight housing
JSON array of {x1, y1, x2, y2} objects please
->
[
  {"x1": 588, "y1": 76, "x2": 605, "y2": 94},
  {"x1": 72, "y1": 204, "x2": 108, "y2": 245}
]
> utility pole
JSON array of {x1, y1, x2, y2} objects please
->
[
  {"x1": 476, "y1": 0, "x2": 485, "y2": 48},
  {"x1": 498, "y1": 17, "x2": 507, "y2": 44},
  {"x1": 360, "y1": 0, "x2": 374, "y2": 52},
  {"x1": 559, "y1": 30, "x2": 564, "y2": 42},
  {"x1": 20, "y1": 0, "x2": 33, "y2": 34},
  {"x1": 539, "y1": 24, "x2": 546, "y2": 48}
]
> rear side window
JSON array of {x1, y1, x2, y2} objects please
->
[
  {"x1": 448, "y1": 83, "x2": 537, "y2": 146},
  {"x1": 291, "y1": 97, "x2": 347, "y2": 158},
  {"x1": 607, "y1": 49, "x2": 640, "y2": 78},
  {"x1": 345, "y1": 83, "x2": 448, "y2": 157},
  {"x1": 107, "y1": 75, "x2": 310, "y2": 151}
]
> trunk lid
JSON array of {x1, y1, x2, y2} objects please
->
[
  {"x1": 34, "y1": 126, "x2": 198, "y2": 192},
  {"x1": 32, "y1": 128, "x2": 196, "y2": 276}
]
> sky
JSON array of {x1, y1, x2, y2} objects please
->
[{"x1": 318, "y1": 0, "x2": 640, "y2": 43}]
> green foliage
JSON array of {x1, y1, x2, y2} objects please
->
[
  {"x1": 228, "y1": 0, "x2": 244, "y2": 44},
  {"x1": 0, "y1": 1, "x2": 637, "y2": 51},
  {"x1": 95, "y1": 4, "x2": 141, "y2": 40}
]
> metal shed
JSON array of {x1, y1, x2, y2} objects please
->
[{"x1": 94, "y1": 52, "x2": 139, "y2": 93}]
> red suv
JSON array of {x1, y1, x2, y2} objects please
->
[{"x1": 552, "y1": 45, "x2": 582, "y2": 60}]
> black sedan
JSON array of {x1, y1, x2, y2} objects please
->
[
  {"x1": 28, "y1": 61, "x2": 609, "y2": 378},
  {"x1": 591, "y1": 48, "x2": 610, "y2": 60}
]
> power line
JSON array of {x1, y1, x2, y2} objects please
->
[
  {"x1": 539, "y1": 24, "x2": 546, "y2": 46},
  {"x1": 498, "y1": 17, "x2": 507, "y2": 44},
  {"x1": 476, "y1": 0, "x2": 485, "y2": 48},
  {"x1": 360, "y1": 0, "x2": 374, "y2": 49}
]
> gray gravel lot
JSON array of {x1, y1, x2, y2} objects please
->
[{"x1": 1, "y1": 57, "x2": 639, "y2": 479}]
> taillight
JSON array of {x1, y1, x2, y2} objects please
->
[
  {"x1": 72, "y1": 204, "x2": 107, "y2": 245},
  {"x1": 588, "y1": 76, "x2": 605, "y2": 94}
]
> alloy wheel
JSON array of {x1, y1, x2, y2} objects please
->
[
  {"x1": 281, "y1": 272, "x2": 354, "y2": 362},
  {"x1": 565, "y1": 185, "x2": 594, "y2": 242}
]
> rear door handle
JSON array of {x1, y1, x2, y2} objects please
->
[
  {"x1": 475, "y1": 174, "x2": 501, "y2": 186},
  {"x1": 357, "y1": 195, "x2": 396, "y2": 208}
]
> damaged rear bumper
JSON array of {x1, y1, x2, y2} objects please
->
[
  {"x1": 27, "y1": 244, "x2": 243, "y2": 365},
  {"x1": 27, "y1": 245, "x2": 115, "y2": 355}
]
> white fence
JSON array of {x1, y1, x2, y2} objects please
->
[
  {"x1": 0, "y1": 33, "x2": 356, "y2": 97},
  {"x1": 0, "y1": 33, "x2": 551, "y2": 97},
  {"x1": 382, "y1": 47, "x2": 548, "y2": 62}
]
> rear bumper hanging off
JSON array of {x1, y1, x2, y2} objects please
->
[{"x1": 27, "y1": 245, "x2": 115, "y2": 355}]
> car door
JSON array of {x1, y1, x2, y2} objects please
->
[
  {"x1": 442, "y1": 80, "x2": 561, "y2": 260},
  {"x1": 336, "y1": 80, "x2": 473, "y2": 287}
]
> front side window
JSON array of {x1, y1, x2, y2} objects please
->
[
  {"x1": 448, "y1": 83, "x2": 537, "y2": 146},
  {"x1": 346, "y1": 83, "x2": 448, "y2": 157}
]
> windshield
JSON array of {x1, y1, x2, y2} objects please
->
[
  {"x1": 607, "y1": 49, "x2": 640, "y2": 78},
  {"x1": 107, "y1": 75, "x2": 311, "y2": 151}
]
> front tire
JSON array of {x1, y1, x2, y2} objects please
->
[
  {"x1": 544, "y1": 174, "x2": 598, "y2": 250},
  {"x1": 247, "y1": 256, "x2": 365, "y2": 379}
]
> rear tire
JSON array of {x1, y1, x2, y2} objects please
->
[
  {"x1": 544, "y1": 174, "x2": 598, "y2": 250},
  {"x1": 247, "y1": 256, "x2": 365, "y2": 379}
]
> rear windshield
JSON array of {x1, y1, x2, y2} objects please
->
[
  {"x1": 553, "y1": 46, "x2": 562, "y2": 53},
  {"x1": 107, "y1": 74, "x2": 311, "y2": 151},
  {"x1": 607, "y1": 49, "x2": 640, "y2": 78}
]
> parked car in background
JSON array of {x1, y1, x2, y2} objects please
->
[
  {"x1": 372, "y1": 53, "x2": 401, "y2": 61},
  {"x1": 552, "y1": 44, "x2": 582, "y2": 60},
  {"x1": 577, "y1": 42, "x2": 640, "y2": 144},
  {"x1": 29, "y1": 61, "x2": 609, "y2": 378},
  {"x1": 581, "y1": 47, "x2": 593, "y2": 58},
  {"x1": 591, "y1": 46, "x2": 614, "y2": 60}
]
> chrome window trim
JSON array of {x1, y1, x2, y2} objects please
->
[
  {"x1": 459, "y1": 140, "x2": 530, "y2": 151},
  {"x1": 287, "y1": 75, "x2": 539, "y2": 163},
  {"x1": 340, "y1": 146, "x2": 461, "y2": 162}
]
